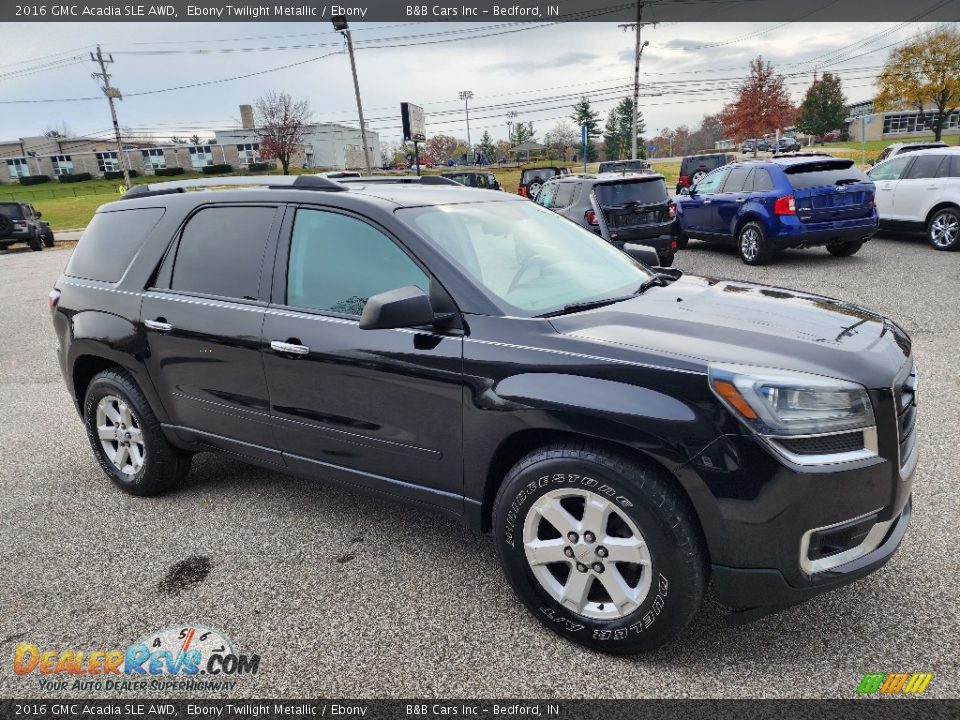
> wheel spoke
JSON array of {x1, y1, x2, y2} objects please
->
[
  {"x1": 602, "y1": 535, "x2": 651, "y2": 565},
  {"x1": 596, "y1": 566, "x2": 638, "y2": 614},
  {"x1": 118, "y1": 402, "x2": 133, "y2": 427},
  {"x1": 534, "y1": 497, "x2": 579, "y2": 536},
  {"x1": 114, "y1": 445, "x2": 129, "y2": 470},
  {"x1": 524, "y1": 538, "x2": 570, "y2": 566},
  {"x1": 129, "y1": 444, "x2": 145, "y2": 472},
  {"x1": 560, "y1": 570, "x2": 593, "y2": 611},
  {"x1": 580, "y1": 495, "x2": 612, "y2": 535},
  {"x1": 101, "y1": 401, "x2": 121, "y2": 425},
  {"x1": 127, "y1": 427, "x2": 143, "y2": 445},
  {"x1": 97, "y1": 424, "x2": 116, "y2": 441}
]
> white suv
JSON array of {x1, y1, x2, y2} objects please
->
[{"x1": 867, "y1": 147, "x2": 960, "y2": 250}]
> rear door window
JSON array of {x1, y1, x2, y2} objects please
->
[
  {"x1": 171, "y1": 206, "x2": 277, "y2": 300},
  {"x1": 904, "y1": 154, "x2": 946, "y2": 180},
  {"x1": 595, "y1": 180, "x2": 667, "y2": 206},
  {"x1": 66, "y1": 207, "x2": 166, "y2": 282},
  {"x1": 720, "y1": 167, "x2": 752, "y2": 193},
  {"x1": 786, "y1": 160, "x2": 869, "y2": 189}
]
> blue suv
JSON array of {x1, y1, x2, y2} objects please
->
[{"x1": 674, "y1": 154, "x2": 878, "y2": 265}]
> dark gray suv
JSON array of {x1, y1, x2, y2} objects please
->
[
  {"x1": 535, "y1": 172, "x2": 678, "y2": 266},
  {"x1": 0, "y1": 201, "x2": 54, "y2": 251}
]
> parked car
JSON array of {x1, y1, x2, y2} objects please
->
[
  {"x1": 741, "y1": 139, "x2": 770, "y2": 154},
  {"x1": 873, "y1": 141, "x2": 948, "y2": 166},
  {"x1": 0, "y1": 201, "x2": 54, "y2": 251},
  {"x1": 52, "y1": 174, "x2": 916, "y2": 654},
  {"x1": 867, "y1": 147, "x2": 960, "y2": 250},
  {"x1": 318, "y1": 171, "x2": 361, "y2": 179},
  {"x1": 598, "y1": 159, "x2": 651, "y2": 174},
  {"x1": 518, "y1": 166, "x2": 569, "y2": 199},
  {"x1": 819, "y1": 129, "x2": 849, "y2": 143},
  {"x1": 440, "y1": 171, "x2": 501, "y2": 190},
  {"x1": 675, "y1": 154, "x2": 877, "y2": 265},
  {"x1": 775, "y1": 137, "x2": 802, "y2": 153},
  {"x1": 535, "y1": 172, "x2": 678, "y2": 266},
  {"x1": 676, "y1": 153, "x2": 737, "y2": 194}
]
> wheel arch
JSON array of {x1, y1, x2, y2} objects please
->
[
  {"x1": 732, "y1": 210, "x2": 768, "y2": 238},
  {"x1": 924, "y1": 200, "x2": 959, "y2": 226}
]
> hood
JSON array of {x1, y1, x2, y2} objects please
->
[{"x1": 549, "y1": 274, "x2": 911, "y2": 389}]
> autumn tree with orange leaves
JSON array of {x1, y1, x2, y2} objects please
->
[{"x1": 720, "y1": 57, "x2": 795, "y2": 155}]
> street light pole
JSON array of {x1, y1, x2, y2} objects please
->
[
  {"x1": 459, "y1": 90, "x2": 474, "y2": 162},
  {"x1": 90, "y1": 45, "x2": 131, "y2": 189},
  {"x1": 620, "y1": 1, "x2": 656, "y2": 161},
  {"x1": 333, "y1": 16, "x2": 372, "y2": 175}
]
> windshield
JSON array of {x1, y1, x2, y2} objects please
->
[
  {"x1": 595, "y1": 180, "x2": 667, "y2": 206},
  {"x1": 398, "y1": 201, "x2": 653, "y2": 317}
]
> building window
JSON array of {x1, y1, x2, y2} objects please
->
[
  {"x1": 189, "y1": 146, "x2": 213, "y2": 169},
  {"x1": 883, "y1": 111, "x2": 960, "y2": 135},
  {"x1": 141, "y1": 149, "x2": 166, "y2": 171},
  {"x1": 97, "y1": 152, "x2": 120, "y2": 173},
  {"x1": 236, "y1": 143, "x2": 260, "y2": 165},
  {"x1": 6, "y1": 158, "x2": 31, "y2": 178},
  {"x1": 51, "y1": 156, "x2": 74, "y2": 176}
]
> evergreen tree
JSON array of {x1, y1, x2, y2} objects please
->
[
  {"x1": 571, "y1": 96, "x2": 602, "y2": 161},
  {"x1": 477, "y1": 131, "x2": 496, "y2": 164},
  {"x1": 603, "y1": 98, "x2": 646, "y2": 160},
  {"x1": 796, "y1": 73, "x2": 848, "y2": 142}
]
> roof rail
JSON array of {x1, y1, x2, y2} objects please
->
[
  {"x1": 120, "y1": 174, "x2": 347, "y2": 200},
  {"x1": 334, "y1": 175, "x2": 461, "y2": 186}
]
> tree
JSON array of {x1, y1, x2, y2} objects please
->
[
  {"x1": 796, "y1": 73, "x2": 848, "y2": 143},
  {"x1": 477, "y1": 131, "x2": 496, "y2": 164},
  {"x1": 875, "y1": 27, "x2": 960, "y2": 142},
  {"x1": 544, "y1": 120, "x2": 579, "y2": 161},
  {"x1": 253, "y1": 90, "x2": 314, "y2": 174},
  {"x1": 720, "y1": 56, "x2": 795, "y2": 154},
  {"x1": 495, "y1": 139, "x2": 512, "y2": 164},
  {"x1": 510, "y1": 121, "x2": 536, "y2": 146},
  {"x1": 42, "y1": 122, "x2": 73, "y2": 139},
  {"x1": 603, "y1": 97, "x2": 646, "y2": 160},
  {"x1": 571, "y1": 96, "x2": 601, "y2": 161},
  {"x1": 425, "y1": 134, "x2": 459, "y2": 165}
]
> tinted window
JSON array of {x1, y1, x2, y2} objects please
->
[
  {"x1": 595, "y1": 179, "x2": 668, "y2": 206},
  {"x1": 0, "y1": 204, "x2": 23, "y2": 219},
  {"x1": 721, "y1": 167, "x2": 752, "y2": 193},
  {"x1": 752, "y1": 169, "x2": 774, "y2": 192},
  {"x1": 286, "y1": 209, "x2": 429, "y2": 317},
  {"x1": 867, "y1": 155, "x2": 912, "y2": 182},
  {"x1": 692, "y1": 168, "x2": 727, "y2": 194},
  {"x1": 905, "y1": 154, "x2": 946, "y2": 180},
  {"x1": 522, "y1": 168, "x2": 559, "y2": 184},
  {"x1": 66, "y1": 208, "x2": 166, "y2": 282},
  {"x1": 786, "y1": 160, "x2": 868, "y2": 189},
  {"x1": 171, "y1": 206, "x2": 276, "y2": 299},
  {"x1": 553, "y1": 182, "x2": 577, "y2": 208}
]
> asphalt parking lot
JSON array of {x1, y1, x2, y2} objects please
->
[{"x1": 1, "y1": 234, "x2": 958, "y2": 699}]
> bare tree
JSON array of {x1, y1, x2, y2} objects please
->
[
  {"x1": 42, "y1": 122, "x2": 74, "y2": 139},
  {"x1": 253, "y1": 90, "x2": 314, "y2": 174}
]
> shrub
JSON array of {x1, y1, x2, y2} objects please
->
[
  {"x1": 246, "y1": 162, "x2": 271, "y2": 172},
  {"x1": 57, "y1": 173, "x2": 93, "y2": 183},
  {"x1": 104, "y1": 170, "x2": 139, "y2": 180},
  {"x1": 201, "y1": 164, "x2": 233, "y2": 175},
  {"x1": 19, "y1": 175, "x2": 51, "y2": 185},
  {"x1": 154, "y1": 167, "x2": 185, "y2": 177}
]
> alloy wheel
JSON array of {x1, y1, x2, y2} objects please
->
[
  {"x1": 930, "y1": 211, "x2": 959, "y2": 249},
  {"x1": 522, "y1": 488, "x2": 653, "y2": 620},
  {"x1": 740, "y1": 227, "x2": 760, "y2": 261},
  {"x1": 95, "y1": 394, "x2": 146, "y2": 475},
  {"x1": 528, "y1": 181, "x2": 543, "y2": 199}
]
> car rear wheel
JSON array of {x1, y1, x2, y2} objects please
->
[
  {"x1": 737, "y1": 221, "x2": 773, "y2": 265},
  {"x1": 691, "y1": 170, "x2": 707, "y2": 184},
  {"x1": 493, "y1": 443, "x2": 707, "y2": 653},
  {"x1": 0, "y1": 243, "x2": 9, "y2": 251},
  {"x1": 28, "y1": 231, "x2": 43, "y2": 251},
  {"x1": 43, "y1": 229, "x2": 55, "y2": 247},
  {"x1": 928, "y1": 207, "x2": 959, "y2": 251},
  {"x1": 83, "y1": 368, "x2": 191, "y2": 496},
  {"x1": 826, "y1": 240, "x2": 864, "y2": 257}
]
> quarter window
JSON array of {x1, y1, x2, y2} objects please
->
[
  {"x1": 752, "y1": 169, "x2": 774, "y2": 192},
  {"x1": 720, "y1": 167, "x2": 751, "y2": 193},
  {"x1": 171, "y1": 206, "x2": 277, "y2": 300},
  {"x1": 286, "y1": 209, "x2": 429, "y2": 317}
]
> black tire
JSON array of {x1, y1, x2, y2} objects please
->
[
  {"x1": 0, "y1": 243, "x2": 10, "y2": 251},
  {"x1": 43, "y1": 229, "x2": 55, "y2": 247},
  {"x1": 28, "y1": 231, "x2": 43, "y2": 251},
  {"x1": 737, "y1": 221, "x2": 773, "y2": 265},
  {"x1": 83, "y1": 368, "x2": 191, "y2": 496},
  {"x1": 927, "y1": 206, "x2": 959, "y2": 251},
  {"x1": 493, "y1": 443, "x2": 707, "y2": 654},
  {"x1": 826, "y1": 240, "x2": 864, "y2": 257},
  {"x1": 656, "y1": 251, "x2": 675, "y2": 267},
  {"x1": 691, "y1": 170, "x2": 707, "y2": 185},
  {"x1": 527, "y1": 180, "x2": 543, "y2": 200},
  {"x1": 674, "y1": 231, "x2": 689, "y2": 250}
]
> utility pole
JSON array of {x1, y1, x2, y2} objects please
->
[
  {"x1": 90, "y1": 45, "x2": 131, "y2": 189},
  {"x1": 333, "y1": 15, "x2": 372, "y2": 175},
  {"x1": 620, "y1": 2, "x2": 656, "y2": 160},
  {"x1": 459, "y1": 90, "x2": 474, "y2": 162}
]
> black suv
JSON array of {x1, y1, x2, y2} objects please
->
[
  {"x1": 52, "y1": 175, "x2": 916, "y2": 653},
  {"x1": 0, "y1": 201, "x2": 55, "y2": 251},
  {"x1": 676, "y1": 153, "x2": 737, "y2": 194},
  {"x1": 535, "y1": 172, "x2": 678, "y2": 266},
  {"x1": 440, "y1": 170, "x2": 501, "y2": 190},
  {"x1": 598, "y1": 159, "x2": 651, "y2": 174}
]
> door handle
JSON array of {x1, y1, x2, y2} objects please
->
[
  {"x1": 270, "y1": 340, "x2": 310, "y2": 357},
  {"x1": 145, "y1": 319, "x2": 172, "y2": 332},
  {"x1": 702, "y1": 199, "x2": 712, "y2": 205},
  {"x1": 736, "y1": 197, "x2": 746, "y2": 203}
]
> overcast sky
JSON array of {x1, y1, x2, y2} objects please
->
[{"x1": 0, "y1": 21, "x2": 941, "y2": 147}]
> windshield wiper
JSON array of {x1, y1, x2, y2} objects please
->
[
  {"x1": 635, "y1": 274, "x2": 670, "y2": 295},
  {"x1": 537, "y1": 294, "x2": 636, "y2": 318}
]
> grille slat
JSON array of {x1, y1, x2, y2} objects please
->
[{"x1": 894, "y1": 363, "x2": 918, "y2": 473}]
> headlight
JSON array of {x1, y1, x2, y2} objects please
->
[{"x1": 709, "y1": 363, "x2": 875, "y2": 436}]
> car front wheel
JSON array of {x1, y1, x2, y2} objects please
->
[
  {"x1": 737, "y1": 221, "x2": 773, "y2": 265},
  {"x1": 928, "y1": 207, "x2": 959, "y2": 251},
  {"x1": 28, "y1": 231, "x2": 43, "y2": 251},
  {"x1": 493, "y1": 443, "x2": 707, "y2": 653},
  {"x1": 43, "y1": 229, "x2": 55, "y2": 247},
  {"x1": 83, "y1": 368, "x2": 191, "y2": 496}
]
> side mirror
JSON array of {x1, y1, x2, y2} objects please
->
[
  {"x1": 360, "y1": 285, "x2": 448, "y2": 331},
  {"x1": 622, "y1": 243, "x2": 661, "y2": 266},
  {"x1": 36, "y1": 211, "x2": 42, "y2": 217}
]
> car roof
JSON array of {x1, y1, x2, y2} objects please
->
[{"x1": 548, "y1": 172, "x2": 665, "y2": 184}]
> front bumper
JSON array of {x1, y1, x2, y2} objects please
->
[{"x1": 712, "y1": 496, "x2": 911, "y2": 611}]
